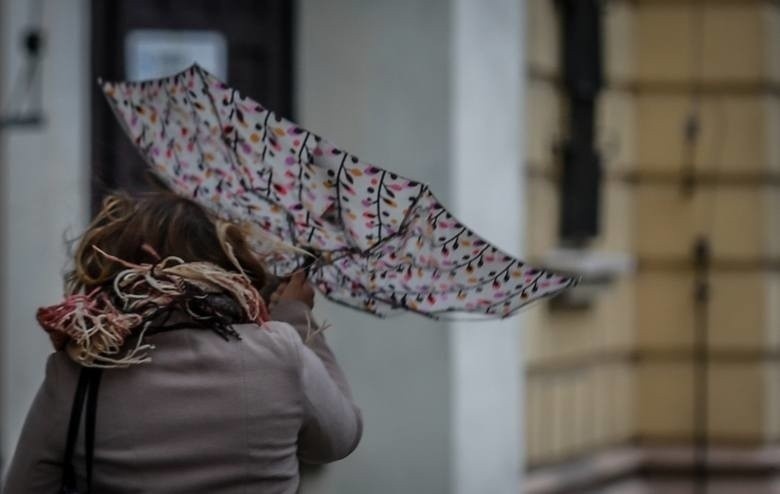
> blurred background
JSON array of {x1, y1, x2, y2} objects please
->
[{"x1": 0, "y1": 1, "x2": 778, "y2": 493}]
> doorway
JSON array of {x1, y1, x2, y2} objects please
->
[{"x1": 90, "y1": 0, "x2": 294, "y2": 213}]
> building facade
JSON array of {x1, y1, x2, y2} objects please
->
[{"x1": 524, "y1": 0, "x2": 780, "y2": 492}]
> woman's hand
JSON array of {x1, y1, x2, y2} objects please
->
[{"x1": 270, "y1": 271, "x2": 315, "y2": 309}]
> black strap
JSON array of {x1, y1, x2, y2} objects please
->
[
  {"x1": 61, "y1": 369, "x2": 89, "y2": 491},
  {"x1": 84, "y1": 368, "x2": 103, "y2": 489},
  {"x1": 60, "y1": 367, "x2": 102, "y2": 494}
]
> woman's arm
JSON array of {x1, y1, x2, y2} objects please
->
[
  {"x1": 270, "y1": 297, "x2": 363, "y2": 464},
  {"x1": 2, "y1": 354, "x2": 68, "y2": 494}
]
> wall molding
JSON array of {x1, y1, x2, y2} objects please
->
[
  {"x1": 528, "y1": 67, "x2": 780, "y2": 97},
  {"x1": 638, "y1": 257, "x2": 780, "y2": 272},
  {"x1": 527, "y1": 164, "x2": 780, "y2": 188},
  {"x1": 527, "y1": 346, "x2": 780, "y2": 377},
  {"x1": 526, "y1": 444, "x2": 780, "y2": 494}
]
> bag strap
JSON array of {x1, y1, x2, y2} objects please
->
[
  {"x1": 84, "y1": 368, "x2": 102, "y2": 489},
  {"x1": 61, "y1": 368, "x2": 89, "y2": 491},
  {"x1": 60, "y1": 367, "x2": 102, "y2": 494}
]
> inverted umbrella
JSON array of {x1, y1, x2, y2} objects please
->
[{"x1": 100, "y1": 64, "x2": 577, "y2": 319}]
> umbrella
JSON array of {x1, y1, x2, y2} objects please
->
[{"x1": 100, "y1": 64, "x2": 577, "y2": 319}]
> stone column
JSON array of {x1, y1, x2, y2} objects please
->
[
  {"x1": 297, "y1": 1, "x2": 526, "y2": 493},
  {"x1": 0, "y1": 0, "x2": 90, "y2": 471}
]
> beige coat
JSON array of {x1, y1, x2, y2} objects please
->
[{"x1": 2, "y1": 300, "x2": 362, "y2": 493}]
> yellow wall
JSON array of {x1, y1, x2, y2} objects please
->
[
  {"x1": 523, "y1": 0, "x2": 780, "y2": 468},
  {"x1": 524, "y1": 0, "x2": 638, "y2": 466},
  {"x1": 634, "y1": 0, "x2": 780, "y2": 444}
]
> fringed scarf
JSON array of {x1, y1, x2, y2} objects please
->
[{"x1": 37, "y1": 247, "x2": 270, "y2": 368}]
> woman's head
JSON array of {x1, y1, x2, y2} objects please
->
[{"x1": 68, "y1": 192, "x2": 267, "y2": 293}]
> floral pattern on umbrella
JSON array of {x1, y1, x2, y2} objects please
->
[{"x1": 101, "y1": 64, "x2": 577, "y2": 319}]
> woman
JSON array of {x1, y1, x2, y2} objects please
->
[{"x1": 2, "y1": 192, "x2": 362, "y2": 493}]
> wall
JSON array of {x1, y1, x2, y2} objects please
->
[
  {"x1": 523, "y1": 0, "x2": 780, "y2": 491},
  {"x1": 634, "y1": 0, "x2": 780, "y2": 447},
  {"x1": 297, "y1": 1, "x2": 527, "y2": 493},
  {"x1": 523, "y1": 0, "x2": 637, "y2": 467},
  {"x1": 0, "y1": 0, "x2": 90, "y2": 470},
  {"x1": 296, "y1": 2, "x2": 453, "y2": 492},
  {"x1": 449, "y1": 0, "x2": 525, "y2": 490}
]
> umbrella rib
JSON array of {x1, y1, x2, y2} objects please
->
[
  {"x1": 261, "y1": 111, "x2": 272, "y2": 143},
  {"x1": 375, "y1": 170, "x2": 386, "y2": 242},
  {"x1": 335, "y1": 154, "x2": 347, "y2": 233},
  {"x1": 296, "y1": 132, "x2": 311, "y2": 207},
  {"x1": 305, "y1": 211, "x2": 317, "y2": 244},
  {"x1": 266, "y1": 169, "x2": 274, "y2": 199}
]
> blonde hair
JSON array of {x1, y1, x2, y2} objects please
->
[{"x1": 67, "y1": 192, "x2": 268, "y2": 294}]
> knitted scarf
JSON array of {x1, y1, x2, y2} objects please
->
[{"x1": 37, "y1": 248, "x2": 269, "y2": 368}]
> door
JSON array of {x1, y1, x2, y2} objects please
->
[{"x1": 90, "y1": 0, "x2": 294, "y2": 213}]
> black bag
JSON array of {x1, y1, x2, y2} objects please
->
[{"x1": 60, "y1": 367, "x2": 102, "y2": 494}]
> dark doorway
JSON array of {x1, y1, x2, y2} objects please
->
[{"x1": 90, "y1": 0, "x2": 294, "y2": 213}]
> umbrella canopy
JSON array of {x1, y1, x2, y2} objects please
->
[{"x1": 101, "y1": 64, "x2": 577, "y2": 318}]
